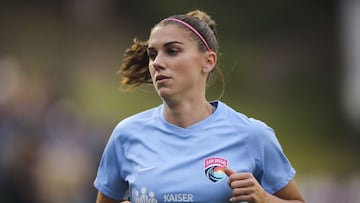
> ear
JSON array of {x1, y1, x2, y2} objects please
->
[{"x1": 202, "y1": 51, "x2": 217, "y2": 73}]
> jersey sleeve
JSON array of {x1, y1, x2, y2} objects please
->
[
  {"x1": 93, "y1": 127, "x2": 128, "y2": 200},
  {"x1": 250, "y1": 120, "x2": 296, "y2": 194}
]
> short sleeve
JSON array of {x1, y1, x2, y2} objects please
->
[
  {"x1": 93, "y1": 127, "x2": 128, "y2": 200},
  {"x1": 250, "y1": 120, "x2": 296, "y2": 194}
]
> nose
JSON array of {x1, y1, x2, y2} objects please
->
[{"x1": 151, "y1": 53, "x2": 165, "y2": 71}]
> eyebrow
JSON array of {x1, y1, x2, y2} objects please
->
[
  {"x1": 148, "y1": 41, "x2": 184, "y2": 50},
  {"x1": 164, "y1": 41, "x2": 183, "y2": 47}
]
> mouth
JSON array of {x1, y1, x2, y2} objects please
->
[{"x1": 155, "y1": 74, "x2": 171, "y2": 83}]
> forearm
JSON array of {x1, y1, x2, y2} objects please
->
[
  {"x1": 265, "y1": 192, "x2": 306, "y2": 203},
  {"x1": 96, "y1": 191, "x2": 130, "y2": 203}
]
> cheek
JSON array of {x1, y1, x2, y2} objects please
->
[
  {"x1": 176, "y1": 64, "x2": 201, "y2": 85},
  {"x1": 148, "y1": 65, "x2": 155, "y2": 79},
  {"x1": 178, "y1": 58, "x2": 202, "y2": 76},
  {"x1": 173, "y1": 61, "x2": 192, "y2": 77}
]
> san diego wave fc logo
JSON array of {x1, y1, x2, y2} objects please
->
[{"x1": 204, "y1": 157, "x2": 228, "y2": 183}]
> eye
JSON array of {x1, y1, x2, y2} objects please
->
[
  {"x1": 166, "y1": 48, "x2": 180, "y2": 56},
  {"x1": 147, "y1": 49, "x2": 157, "y2": 61}
]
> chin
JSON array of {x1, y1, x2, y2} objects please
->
[
  {"x1": 156, "y1": 88, "x2": 173, "y2": 101},
  {"x1": 157, "y1": 90, "x2": 170, "y2": 99}
]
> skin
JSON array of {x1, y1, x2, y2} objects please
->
[
  {"x1": 224, "y1": 167, "x2": 306, "y2": 203},
  {"x1": 95, "y1": 23, "x2": 306, "y2": 203},
  {"x1": 147, "y1": 24, "x2": 217, "y2": 128},
  {"x1": 96, "y1": 192, "x2": 128, "y2": 203}
]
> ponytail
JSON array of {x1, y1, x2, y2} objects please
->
[{"x1": 118, "y1": 39, "x2": 151, "y2": 89}]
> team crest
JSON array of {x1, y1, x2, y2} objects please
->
[{"x1": 204, "y1": 157, "x2": 228, "y2": 183}]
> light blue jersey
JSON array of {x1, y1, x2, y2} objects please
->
[{"x1": 94, "y1": 101, "x2": 295, "y2": 202}]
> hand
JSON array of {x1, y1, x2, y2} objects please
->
[{"x1": 224, "y1": 167, "x2": 268, "y2": 203}]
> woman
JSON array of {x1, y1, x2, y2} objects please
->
[{"x1": 94, "y1": 10, "x2": 306, "y2": 203}]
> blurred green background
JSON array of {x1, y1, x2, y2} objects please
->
[{"x1": 1, "y1": 1, "x2": 359, "y2": 202}]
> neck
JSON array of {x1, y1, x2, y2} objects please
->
[{"x1": 163, "y1": 99, "x2": 213, "y2": 128}]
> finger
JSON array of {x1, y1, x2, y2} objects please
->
[
  {"x1": 231, "y1": 179, "x2": 254, "y2": 189},
  {"x1": 224, "y1": 166, "x2": 236, "y2": 177},
  {"x1": 229, "y1": 194, "x2": 252, "y2": 203},
  {"x1": 232, "y1": 187, "x2": 254, "y2": 196},
  {"x1": 229, "y1": 172, "x2": 254, "y2": 180}
]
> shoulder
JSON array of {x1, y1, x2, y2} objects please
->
[
  {"x1": 218, "y1": 101, "x2": 272, "y2": 130},
  {"x1": 111, "y1": 105, "x2": 161, "y2": 139},
  {"x1": 218, "y1": 101, "x2": 276, "y2": 142}
]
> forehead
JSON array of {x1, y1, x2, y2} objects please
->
[{"x1": 148, "y1": 24, "x2": 194, "y2": 47}]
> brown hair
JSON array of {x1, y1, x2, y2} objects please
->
[{"x1": 118, "y1": 10, "x2": 224, "y2": 94}]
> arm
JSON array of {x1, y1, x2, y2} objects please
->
[
  {"x1": 225, "y1": 167, "x2": 305, "y2": 203},
  {"x1": 271, "y1": 179, "x2": 305, "y2": 203},
  {"x1": 96, "y1": 191, "x2": 131, "y2": 203}
]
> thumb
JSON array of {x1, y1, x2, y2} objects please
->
[{"x1": 224, "y1": 166, "x2": 236, "y2": 177}]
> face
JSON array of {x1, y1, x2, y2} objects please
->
[{"x1": 147, "y1": 24, "x2": 212, "y2": 101}]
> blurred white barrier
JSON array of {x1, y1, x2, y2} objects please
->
[{"x1": 297, "y1": 174, "x2": 360, "y2": 203}]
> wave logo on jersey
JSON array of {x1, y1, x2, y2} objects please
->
[{"x1": 204, "y1": 157, "x2": 228, "y2": 183}]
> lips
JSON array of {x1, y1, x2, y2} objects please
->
[{"x1": 155, "y1": 74, "x2": 171, "y2": 82}]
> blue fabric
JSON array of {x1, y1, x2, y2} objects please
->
[{"x1": 94, "y1": 101, "x2": 295, "y2": 202}]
